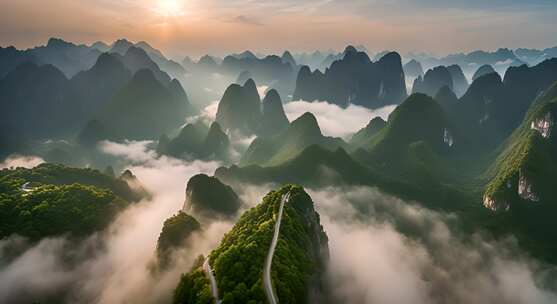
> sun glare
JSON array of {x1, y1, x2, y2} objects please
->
[{"x1": 156, "y1": 0, "x2": 185, "y2": 17}]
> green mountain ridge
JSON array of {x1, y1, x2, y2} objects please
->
[
  {"x1": 174, "y1": 185, "x2": 328, "y2": 304},
  {"x1": 156, "y1": 211, "x2": 202, "y2": 270},
  {"x1": 483, "y1": 82, "x2": 557, "y2": 211},
  {"x1": 241, "y1": 112, "x2": 346, "y2": 166}
]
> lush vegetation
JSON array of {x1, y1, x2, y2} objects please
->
[
  {"x1": 241, "y1": 112, "x2": 346, "y2": 166},
  {"x1": 0, "y1": 163, "x2": 145, "y2": 202},
  {"x1": 156, "y1": 212, "x2": 201, "y2": 269},
  {"x1": 174, "y1": 256, "x2": 214, "y2": 304},
  {"x1": 174, "y1": 185, "x2": 328, "y2": 304},
  {"x1": 479, "y1": 83, "x2": 557, "y2": 261},
  {"x1": 218, "y1": 83, "x2": 557, "y2": 264},
  {"x1": 348, "y1": 116, "x2": 386, "y2": 149},
  {"x1": 0, "y1": 163, "x2": 141, "y2": 239}
]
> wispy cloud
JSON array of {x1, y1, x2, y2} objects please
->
[{"x1": 229, "y1": 15, "x2": 263, "y2": 26}]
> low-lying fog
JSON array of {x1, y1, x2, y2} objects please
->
[{"x1": 1, "y1": 112, "x2": 556, "y2": 304}]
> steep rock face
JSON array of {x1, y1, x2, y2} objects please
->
[
  {"x1": 97, "y1": 69, "x2": 192, "y2": 140},
  {"x1": 174, "y1": 185, "x2": 329, "y2": 304},
  {"x1": 216, "y1": 79, "x2": 262, "y2": 134},
  {"x1": 482, "y1": 195, "x2": 510, "y2": 212},
  {"x1": 403, "y1": 59, "x2": 424, "y2": 79},
  {"x1": 443, "y1": 128, "x2": 454, "y2": 147},
  {"x1": 258, "y1": 89, "x2": 290, "y2": 137},
  {"x1": 412, "y1": 66, "x2": 453, "y2": 97},
  {"x1": 446, "y1": 64, "x2": 469, "y2": 97},
  {"x1": 183, "y1": 174, "x2": 243, "y2": 220},
  {"x1": 472, "y1": 64, "x2": 496, "y2": 81},
  {"x1": 518, "y1": 169, "x2": 540, "y2": 202},
  {"x1": 502, "y1": 58, "x2": 557, "y2": 133},
  {"x1": 483, "y1": 82, "x2": 557, "y2": 211},
  {"x1": 241, "y1": 112, "x2": 346, "y2": 166},
  {"x1": 293, "y1": 47, "x2": 407, "y2": 109},
  {"x1": 531, "y1": 112, "x2": 552, "y2": 138}
]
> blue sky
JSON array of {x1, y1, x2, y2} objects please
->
[{"x1": 1, "y1": 0, "x2": 556, "y2": 57}]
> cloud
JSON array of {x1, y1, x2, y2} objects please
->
[
  {"x1": 231, "y1": 15, "x2": 263, "y2": 26},
  {"x1": 0, "y1": 155, "x2": 45, "y2": 169},
  {"x1": 284, "y1": 100, "x2": 396, "y2": 138},
  {"x1": 0, "y1": 141, "x2": 231, "y2": 303},
  {"x1": 307, "y1": 186, "x2": 557, "y2": 304},
  {"x1": 2, "y1": 142, "x2": 557, "y2": 303}
]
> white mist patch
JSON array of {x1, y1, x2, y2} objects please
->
[
  {"x1": 307, "y1": 186, "x2": 557, "y2": 304},
  {"x1": 0, "y1": 155, "x2": 45, "y2": 169},
  {"x1": 285, "y1": 100, "x2": 396, "y2": 138},
  {"x1": 0, "y1": 141, "x2": 231, "y2": 303},
  {"x1": 257, "y1": 85, "x2": 269, "y2": 98}
]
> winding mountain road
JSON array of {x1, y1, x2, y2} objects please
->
[
  {"x1": 21, "y1": 182, "x2": 33, "y2": 192},
  {"x1": 263, "y1": 192, "x2": 290, "y2": 304},
  {"x1": 203, "y1": 257, "x2": 221, "y2": 304}
]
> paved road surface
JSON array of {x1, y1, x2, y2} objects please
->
[
  {"x1": 263, "y1": 192, "x2": 290, "y2": 304},
  {"x1": 203, "y1": 257, "x2": 221, "y2": 304}
]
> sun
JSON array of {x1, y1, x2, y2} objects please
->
[{"x1": 156, "y1": 0, "x2": 185, "y2": 17}]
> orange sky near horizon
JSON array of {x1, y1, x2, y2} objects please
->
[{"x1": 1, "y1": 0, "x2": 556, "y2": 59}]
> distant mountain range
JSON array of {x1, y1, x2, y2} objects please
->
[
  {"x1": 293, "y1": 46, "x2": 407, "y2": 109},
  {"x1": 0, "y1": 40, "x2": 195, "y2": 159},
  {"x1": 3, "y1": 37, "x2": 557, "y2": 265}
]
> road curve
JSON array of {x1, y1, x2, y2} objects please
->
[
  {"x1": 203, "y1": 257, "x2": 221, "y2": 304},
  {"x1": 21, "y1": 182, "x2": 33, "y2": 192},
  {"x1": 263, "y1": 192, "x2": 290, "y2": 304}
]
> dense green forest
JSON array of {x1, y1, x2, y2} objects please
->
[
  {"x1": 156, "y1": 212, "x2": 202, "y2": 269},
  {"x1": 174, "y1": 185, "x2": 328, "y2": 304},
  {"x1": 0, "y1": 163, "x2": 144, "y2": 239}
]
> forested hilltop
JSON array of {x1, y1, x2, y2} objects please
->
[
  {"x1": 174, "y1": 185, "x2": 328, "y2": 304},
  {"x1": 0, "y1": 163, "x2": 147, "y2": 239}
]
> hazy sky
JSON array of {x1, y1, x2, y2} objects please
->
[{"x1": 1, "y1": 0, "x2": 556, "y2": 58}]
